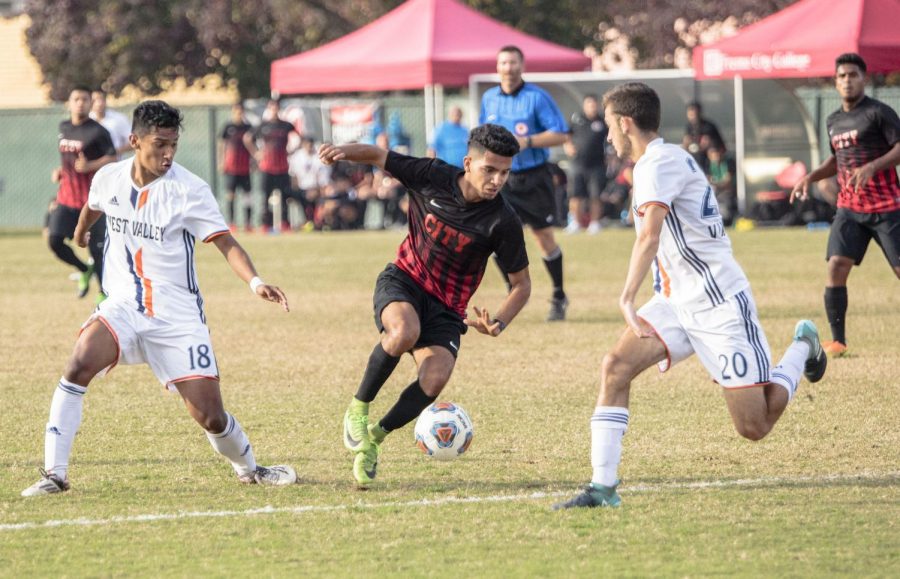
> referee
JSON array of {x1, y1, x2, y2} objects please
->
[{"x1": 480, "y1": 45, "x2": 570, "y2": 321}]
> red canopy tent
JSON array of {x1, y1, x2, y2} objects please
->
[
  {"x1": 270, "y1": 0, "x2": 590, "y2": 94},
  {"x1": 692, "y1": 0, "x2": 900, "y2": 212},
  {"x1": 693, "y1": 0, "x2": 900, "y2": 80}
]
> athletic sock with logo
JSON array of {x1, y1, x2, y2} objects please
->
[
  {"x1": 543, "y1": 247, "x2": 565, "y2": 300},
  {"x1": 590, "y1": 406, "x2": 629, "y2": 487},
  {"x1": 355, "y1": 343, "x2": 402, "y2": 403},
  {"x1": 206, "y1": 413, "x2": 257, "y2": 477},
  {"x1": 770, "y1": 341, "x2": 808, "y2": 401},
  {"x1": 45, "y1": 378, "x2": 87, "y2": 480}
]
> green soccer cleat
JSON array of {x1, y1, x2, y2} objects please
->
[
  {"x1": 552, "y1": 481, "x2": 622, "y2": 510},
  {"x1": 352, "y1": 439, "x2": 381, "y2": 488},
  {"x1": 77, "y1": 262, "x2": 94, "y2": 299},
  {"x1": 794, "y1": 319, "x2": 827, "y2": 383},
  {"x1": 343, "y1": 399, "x2": 371, "y2": 453}
]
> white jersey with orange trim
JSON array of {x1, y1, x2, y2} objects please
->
[
  {"x1": 632, "y1": 139, "x2": 749, "y2": 311},
  {"x1": 88, "y1": 158, "x2": 229, "y2": 323}
]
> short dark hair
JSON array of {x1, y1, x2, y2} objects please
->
[
  {"x1": 92, "y1": 88, "x2": 107, "y2": 96},
  {"x1": 132, "y1": 100, "x2": 183, "y2": 136},
  {"x1": 498, "y1": 45, "x2": 524, "y2": 61},
  {"x1": 583, "y1": 94, "x2": 598, "y2": 102},
  {"x1": 835, "y1": 52, "x2": 867, "y2": 73},
  {"x1": 687, "y1": 100, "x2": 702, "y2": 111},
  {"x1": 468, "y1": 124, "x2": 520, "y2": 158},
  {"x1": 602, "y1": 82, "x2": 661, "y2": 132},
  {"x1": 70, "y1": 85, "x2": 92, "y2": 96}
]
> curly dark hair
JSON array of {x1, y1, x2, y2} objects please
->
[
  {"x1": 602, "y1": 82, "x2": 661, "y2": 133},
  {"x1": 468, "y1": 124, "x2": 520, "y2": 158},
  {"x1": 835, "y1": 52, "x2": 867, "y2": 73},
  {"x1": 132, "y1": 100, "x2": 184, "y2": 136}
]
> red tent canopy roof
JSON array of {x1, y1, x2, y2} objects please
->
[
  {"x1": 271, "y1": 0, "x2": 590, "y2": 94},
  {"x1": 693, "y1": 0, "x2": 900, "y2": 80}
]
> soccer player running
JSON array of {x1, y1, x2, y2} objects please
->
[
  {"x1": 319, "y1": 124, "x2": 531, "y2": 487},
  {"x1": 22, "y1": 101, "x2": 296, "y2": 497},
  {"x1": 480, "y1": 45, "x2": 570, "y2": 321},
  {"x1": 790, "y1": 53, "x2": 900, "y2": 357},
  {"x1": 49, "y1": 86, "x2": 116, "y2": 300},
  {"x1": 554, "y1": 83, "x2": 827, "y2": 510},
  {"x1": 219, "y1": 102, "x2": 254, "y2": 231}
]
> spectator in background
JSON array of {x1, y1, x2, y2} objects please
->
[
  {"x1": 90, "y1": 89, "x2": 132, "y2": 157},
  {"x1": 427, "y1": 105, "x2": 469, "y2": 167},
  {"x1": 682, "y1": 101, "x2": 725, "y2": 171},
  {"x1": 706, "y1": 145, "x2": 737, "y2": 226},
  {"x1": 243, "y1": 100, "x2": 299, "y2": 233},
  {"x1": 600, "y1": 148, "x2": 634, "y2": 226},
  {"x1": 289, "y1": 136, "x2": 331, "y2": 228},
  {"x1": 218, "y1": 102, "x2": 254, "y2": 231},
  {"x1": 564, "y1": 94, "x2": 608, "y2": 234}
]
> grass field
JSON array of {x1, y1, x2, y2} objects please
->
[{"x1": 0, "y1": 227, "x2": 897, "y2": 577}]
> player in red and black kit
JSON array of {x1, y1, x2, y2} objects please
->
[
  {"x1": 791, "y1": 53, "x2": 900, "y2": 356},
  {"x1": 320, "y1": 124, "x2": 532, "y2": 487},
  {"x1": 49, "y1": 86, "x2": 116, "y2": 300},
  {"x1": 218, "y1": 102, "x2": 253, "y2": 231},
  {"x1": 243, "y1": 100, "x2": 298, "y2": 232}
]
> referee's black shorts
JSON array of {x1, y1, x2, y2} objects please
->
[
  {"x1": 827, "y1": 207, "x2": 900, "y2": 268},
  {"x1": 501, "y1": 164, "x2": 557, "y2": 230}
]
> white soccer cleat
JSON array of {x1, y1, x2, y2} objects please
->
[
  {"x1": 21, "y1": 468, "x2": 70, "y2": 497},
  {"x1": 239, "y1": 465, "x2": 298, "y2": 486}
]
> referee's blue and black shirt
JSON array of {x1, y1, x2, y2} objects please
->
[{"x1": 479, "y1": 82, "x2": 568, "y2": 173}]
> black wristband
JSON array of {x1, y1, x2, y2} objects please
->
[{"x1": 491, "y1": 319, "x2": 507, "y2": 333}]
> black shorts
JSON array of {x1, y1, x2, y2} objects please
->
[
  {"x1": 827, "y1": 207, "x2": 900, "y2": 268},
  {"x1": 47, "y1": 203, "x2": 106, "y2": 246},
  {"x1": 502, "y1": 164, "x2": 557, "y2": 229},
  {"x1": 225, "y1": 174, "x2": 252, "y2": 193},
  {"x1": 262, "y1": 172, "x2": 293, "y2": 197},
  {"x1": 373, "y1": 263, "x2": 467, "y2": 358},
  {"x1": 571, "y1": 165, "x2": 607, "y2": 200}
]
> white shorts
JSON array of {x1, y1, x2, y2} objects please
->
[
  {"x1": 637, "y1": 289, "x2": 772, "y2": 388},
  {"x1": 83, "y1": 299, "x2": 220, "y2": 391}
]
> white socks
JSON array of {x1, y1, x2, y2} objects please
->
[
  {"x1": 45, "y1": 378, "x2": 87, "y2": 480},
  {"x1": 770, "y1": 341, "x2": 809, "y2": 401},
  {"x1": 590, "y1": 406, "x2": 629, "y2": 487},
  {"x1": 206, "y1": 413, "x2": 257, "y2": 477}
]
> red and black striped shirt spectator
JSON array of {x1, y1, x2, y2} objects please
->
[
  {"x1": 221, "y1": 122, "x2": 252, "y2": 176},
  {"x1": 828, "y1": 95, "x2": 900, "y2": 213},
  {"x1": 57, "y1": 119, "x2": 116, "y2": 209},
  {"x1": 254, "y1": 119, "x2": 295, "y2": 175}
]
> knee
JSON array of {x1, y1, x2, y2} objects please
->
[
  {"x1": 601, "y1": 352, "x2": 630, "y2": 390},
  {"x1": 734, "y1": 420, "x2": 771, "y2": 442},
  {"x1": 62, "y1": 357, "x2": 96, "y2": 388},
  {"x1": 382, "y1": 323, "x2": 418, "y2": 354},
  {"x1": 48, "y1": 235, "x2": 66, "y2": 253},
  {"x1": 418, "y1": 368, "x2": 451, "y2": 396}
]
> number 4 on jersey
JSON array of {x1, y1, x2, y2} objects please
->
[{"x1": 701, "y1": 186, "x2": 720, "y2": 218}]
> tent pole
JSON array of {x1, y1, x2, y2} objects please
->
[
  {"x1": 734, "y1": 75, "x2": 747, "y2": 216},
  {"x1": 425, "y1": 84, "x2": 435, "y2": 150},
  {"x1": 435, "y1": 84, "x2": 445, "y2": 126}
]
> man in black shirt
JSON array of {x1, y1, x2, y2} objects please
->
[
  {"x1": 319, "y1": 124, "x2": 532, "y2": 487},
  {"x1": 682, "y1": 101, "x2": 725, "y2": 171},
  {"x1": 565, "y1": 94, "x2": 608, "y2": 234}
]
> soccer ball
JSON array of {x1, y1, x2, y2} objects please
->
[{"x1": 414, "y1": 402, "x2": 474, "y2": 461}]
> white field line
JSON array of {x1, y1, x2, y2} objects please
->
[{"x1": 3, "y1": 470, "x2": 897, "y2": 533}]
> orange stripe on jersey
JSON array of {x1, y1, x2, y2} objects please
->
[
  {"x1": 137, "y1": 189, "x2": 149, "y2": 211},
  {"x1": 134, "y1": 248, "x2": 155, "y2": 317},
  {"x1": 657, "y1": 260, "x2": 671, "y2": 297},
  {"x1": 636, "y1": 201, "x2": 669, "y2": 217},
  {"x1": 203, "y1": 229, "x2": 230, "y2": 243}
]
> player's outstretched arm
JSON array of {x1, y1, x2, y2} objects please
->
[
  {"x1": 318, "y1": 143, "x2": 388, "y2": 170},
  {"x1": 790, "y1": 156, "x2": 837, "y2": 203},
  {"x1": 620, "y1": 204, "x2": 667, "y2": 338},
  {"x1": 73, "y1": 205, "x2": 104, "y2": 248},
  {"x1": 211, "y1": 233, "x2": 289, "y2": 312},
  {"x1": 465, "y1": 267, "x2": 531, "y2": 337}
]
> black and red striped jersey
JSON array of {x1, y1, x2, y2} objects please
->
[
  {"x1": 827, "y1": 96, "x2": 900, "y2": 213},
  {"x1": 253, "y1": 119, "x2": 294, "y2": 175},
  {"x1": 57, "y1": 119, "x2": 115, "y2": 209},
  {"x1": 220, "y1": 122, "x2": 252, "y2": 176},
  {"x1": 385, "y1": 151, "x2": 528, "y2": 317}
]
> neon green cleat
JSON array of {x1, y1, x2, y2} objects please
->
[
  {"x1": 353, "y1": 438, "x2": 381, "y2": 487},
  {"x1": 95, "y1": 292, "x2": 107, "y2": 306},
  {"x1": 77, "y1": 262, "x2": 94, "y2": 298},
  {"x1": 552, "y1": 481, "x2": 622, "y2": 510},
  {"x1": 343, "y1": 399, "x2": 370, "y2": 453}
]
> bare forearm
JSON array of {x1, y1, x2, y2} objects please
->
[
  {"x1": 492, "y1": 276, "x2": 531, "y2": 326},
  {"x1": 217, "y1": 236, "x2": 260, "y2": 283},
  {"x1": 621, "y1": 234, "x2": 659, "y2": 304},
  {"x1": 84, "y1": 156, "x2": 116, "y2": 172},
  {"x1": 74, "y1": 206, "x2": 104, "y2": 247},
  {"x1": 529, "y1": 131, "x2": 567, "y2": 148},
  {"x1": 334, "y1": 144, "x2": 388, "y2": 169},
  {"x1": 807, "y1": 156, "x2": 838, "y2": 182}
]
